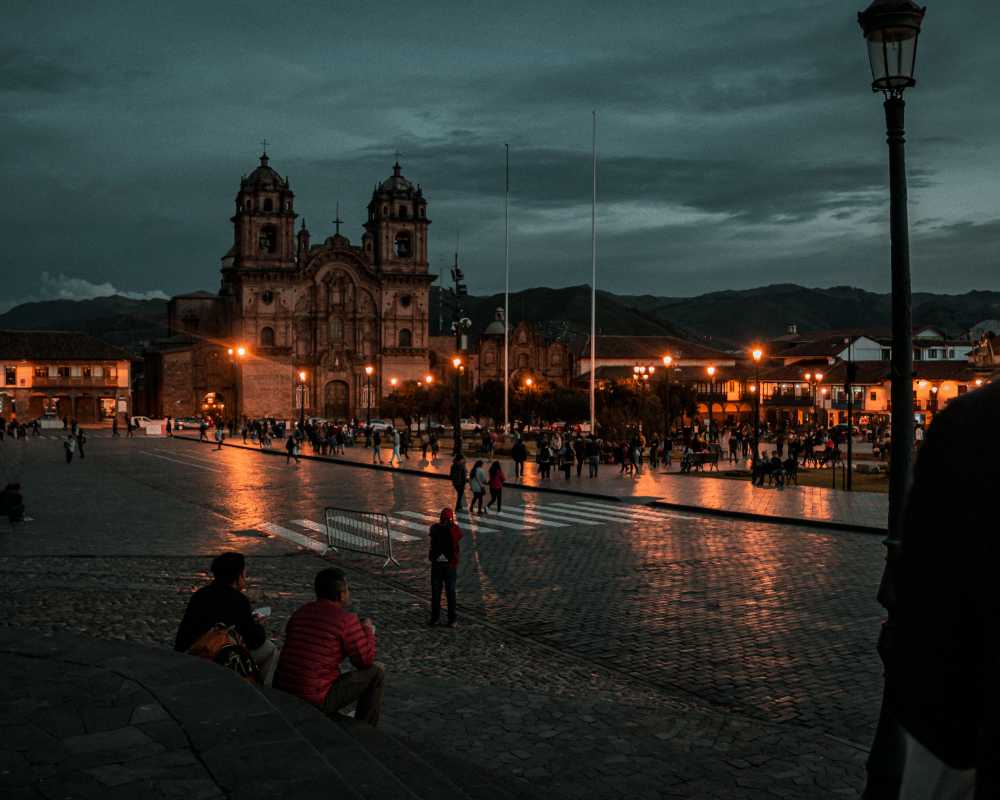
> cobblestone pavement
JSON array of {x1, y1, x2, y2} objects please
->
[
  {"x1": 173, "y1": 431, "x2": 888, "y2": 532},
  {"x1": 0, "y1": 434, "x2": 882, "y2": 796}
]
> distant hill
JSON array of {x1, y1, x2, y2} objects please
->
[
  {"x1": 3, "y1": 284, "x2": 998, "y2": 356},
  {"x1": 0, "y1": 296, "x2": 169, "y2": 354}
]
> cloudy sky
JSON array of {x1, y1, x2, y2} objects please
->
[{"x1": 4, "y1": 0, "x2": 999, "y2": 309}]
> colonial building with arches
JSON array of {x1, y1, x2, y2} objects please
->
[{"x1": 145, "y1": 153, "x2": 432, "y2": 421}]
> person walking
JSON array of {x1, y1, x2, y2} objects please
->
[
  {"x1": 559, "y1": 442, "x2": 573, "y2": 480},
  {"x1": 449, "y1": 455, "x2": 467, "y2": 513},
  {"x1": 165, "y1": 417, "x2": 173, "y2": 437},
  {"x1": 537, "y1": 440, "x2": 552, "y2": 480},
  {"x1": 285, "y1": 433, "x2": 300, "y2": 465},
  {"x1": 428, "y1": 508, "x2": 462, "y2": 628},
  {"x1": 76, "y1": 428, "x2": 87, "y2": 460},
  {"x1": 511, "y1": 436, "x2": 527, "y2": 479},
  {"x1": 112, "y1": 417, "x2": 119, "y2": 438},
  {"x1": 429, "y1": 432, "x2": 440, "y2": 462},
  {"x1": 63, "y1": 433, "x2": 76, "y2": 464},
  {"x1": 371, "y1": 429, "x2": 382, "y2": 464},
  {"x1": 586, "y1": 435, "x2": 600, "y2": 478},
  {"x1": 486, "y1": 460, "x2": 505, "y2": 513},
  {"x1": 469, "y1": 460, "x2": 487, "y2": 515},
  {"x1": 574, "y1": 436, "x2": 586, "y2": 477},
  {"x1": 214, "y1": 425, "x2": 224, "y2": 450},
  {"x1": 389, "y1": 427, "x2": 402, "y2": 467}
]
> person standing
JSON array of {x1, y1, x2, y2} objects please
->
[
  {"x1": 371, "y1": 429, "x2": 382, "y2": 464},
  {"x1": 214, "y1": 425, "x2": 224, "y2": 450},
  {"x1": 449, "y1": 455, "x2": 467, "y2": 513},
  {"x1": 469, "y1": 460, "x2": 487, "y2": 515},
  {"x1": 428, "y1": 508, "x2": 463, "y2": 628},
  {"x1": 429, "y1": 432, "x2": 439, "y2": 462},
  {"x1": 112, "y1": 417, "x2": 119, "y2": 438},
  {"x1": 285, "y1": 433, "x2": 300, "y2": 465},
  {"x1": 586, "y1": 435, "x2": 600, "y2": 478},
  {"x1": 63, "y1": 433, "x2": 76, "y2": 464},
  {"x1": 511, "y1": 436, "x2": 527, "y2": 478},
  {"x1": 390, "y1": 427, "x2": 402, "y2": 467},
  {"x1": 199, "y1": 420, "x2": 209, "y2": 441},
  {"x1": 166, "y1": 417, "x2": 173, "y2": 437},
  {"x1": 486, "y1": 460, "x2": 505, "y2": 513},
  {"x1": 76, "y1": 428, "x2": 87, "y2": 460}
]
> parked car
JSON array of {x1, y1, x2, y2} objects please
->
[
  {"x1": 173, "y1": 416, "x2": 202, "y2": 430},
  {"x1": 367, "y1": 418, "x2": 393, "y2": 432}
]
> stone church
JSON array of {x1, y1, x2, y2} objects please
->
[{"x1": 146, "y1": 152, "x2": 432, "y2": 421}]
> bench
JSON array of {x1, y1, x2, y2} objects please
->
[{"x1": 680, "y1": 449, "x2": 720, "y2": 473}]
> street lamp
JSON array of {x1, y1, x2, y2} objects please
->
[
  {"x1": 751, "y1": 347, "x2": 764, "y2": 472},
  {"x1": 364, "y1": 365, "x2": 374, "y2": 426},
  {"x1": 858, "y1": 3, "x2": 926, "y2": 796},
  {"x1": 227, "y1": 345, "x2": 248, "y2": 426},
  {"x1": 451, "y1": 356, "x2": 464, "y2": 456},
  {"x1": 524, "y1": 376, "x2": 533, "y2": 388},
  {"x1": 297, "y1": 370, "x2": 307, "y2": 429},
  {"x1": 706, "y1": 365, "x2": 717, "y2": 441}
]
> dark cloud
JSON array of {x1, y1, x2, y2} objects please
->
[{"x1": 2, "y1": 0, "x2": 999, "y2": 302}]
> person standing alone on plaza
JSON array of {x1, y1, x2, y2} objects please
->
[
  {"x1": 371, "y1": 428, "x2": 382, "y2": 464},
  {"x1": 586, "y1": 435, "x2": 600, "y2": 478},
  {"x1": 449, "y1": 455, "x2": 467, "y2": 512},
  {"x1": 214, "y1": 424, "x2": 224, "y2": 451},
  {"x1": 76, "y1": 428, "x2": 87, "y2": 460},
  {"x1": 63, "y1": 433, "x2": 76, "y2": 464},
  {"x1": 428, "y1": 508, "x2": 462, "y2": 628},
  {"x1": 112, "y1": 416, "x2": 119, "y2": 438},
  {"x1": 285, "y1": 432, "x2": 300, "y2": 465},
  {"x1": 511, "y1": 435, "x2": 527, "y2": 478}
]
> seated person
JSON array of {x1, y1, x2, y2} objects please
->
[
  {"x1": 274, "y1": 568, "x2": 384, "y2": 727},
  {"x1": 174, "y1": 552, "x2": 278, "y2": 684}
]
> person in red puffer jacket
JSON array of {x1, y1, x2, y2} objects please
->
[{"x1": 274, "y1": 567, "x2": 385, "y2": 726}]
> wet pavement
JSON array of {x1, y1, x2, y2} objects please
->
[
  {"x1": 0, "y1": 433, "x2": 882, "y2": 797},
  {"x1": 173, "y1": 431, "x2": 888, "y2": 532}
]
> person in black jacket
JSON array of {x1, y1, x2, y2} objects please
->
[
  {"x1": 885, "y1": 381, "x2": 998, "y2": 797},
  {"x1": 449, "y1": 455, "x2": 467, "y2": 512},
  {"x1": 428, "y1": 508, "x2": 463, "y2": 627},
  {"x1": 174, "y1": 552, "x2": 278, "y2": 684}
]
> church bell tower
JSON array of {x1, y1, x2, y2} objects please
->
[{"x1": 230, "y1": 150, "x2": 297, "y2": 270}]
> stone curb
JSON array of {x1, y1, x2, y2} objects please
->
[
  {"x1": 173, "y1": 434, "x2": 887, "y2": 536},
  {"x1": 0, "y1": 627, "x2": 359, "y2": 799}
]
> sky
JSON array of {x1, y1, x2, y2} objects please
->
[{"x1": 3, "y1": 0, "x2": 999, "y2": 311}]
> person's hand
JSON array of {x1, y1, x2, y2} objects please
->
[{"x1": 360, "y1": 617, "x2": 376, "y2": 634}]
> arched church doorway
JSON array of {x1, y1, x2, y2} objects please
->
[{"x1": 324, "y1": 381, "x2": 349, "y2": 421}]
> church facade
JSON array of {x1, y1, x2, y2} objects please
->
[{"x1": 147, "y1": 153, "x2": 433, "y2": 422}]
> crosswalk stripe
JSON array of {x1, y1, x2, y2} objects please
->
[
  {"x1": 140, "y1": 451, "x2": 225, "y2": 473},
  {"x1": 386, "y1": 516, "x2": 436, "y2": 536},
  {"x1": 455, "y1": 511, "x2": 535, "y2": 532},
  {"x1": 501, "y1": 506, "x2": 600, "y2": 526},
  {"x1": 546, "y1": 502, "x2": 661, "y2": 524},
  {"x1": 294, "y1": 518, "x2": 418, "y2": 544},
  {"x1": 293, "y1": 519, "x2": 371, "y2": 549},
  {"x1": 258, "y1": 522, "x2": 328, "y2": 553},
  {"x1": 397, "y1": 510, "x2": 503, "y2": 534},
  {"x1": 489, "y1": 510, "x2": 570, "y2": 528},
  {"x1": 574, "y1": 500, "x2": 669, "y2": 519},
  {"x1": 514, "y1": 504, "x2": 621, "y2": 524}
]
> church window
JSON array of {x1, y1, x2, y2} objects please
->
[
  {"x1": 399, "y1": 294, "x2": 411, "y2": 308},
  {"x1": 260, "y1": 327, "x2": 275, "y2": 347},
  {"x1": 398, "y1": 328, "x2": 412, "y2": 348},
  {"x1": 394, "y1": 232, "x2": 412, "y2": 258},
  {"x1": 518, "y1": 330, "x2": 528, "y2": 344},
  {"x1": 419, "y1": 208, "x2": 425, "y2": 217},
  {"x1": 329, "y1": 318, "x2": 343, "y2": 344},
  {"x1": 263, "y1": 198, "x2": 274, "y2": 212},
  {"x1": 517, "y1": 353, "x2": 529, "y2": 369},
  {"x1": 399, "y1": 205, "x2": 408, "y2": 218},
  {"x1": 259, "y1": 226, "x2": 277, "y2": 253}
]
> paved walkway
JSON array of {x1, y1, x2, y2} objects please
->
[{"x1": 175, "y1": 433, "x2": 888, "y2": 533}]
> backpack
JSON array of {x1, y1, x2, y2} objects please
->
[{"x1": 187, "y1": 623, "x2": 261, "y2": 684}]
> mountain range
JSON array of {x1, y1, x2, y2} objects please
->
[{"x1": 3, "y1": 285, "x2": 999, "y2": 355}]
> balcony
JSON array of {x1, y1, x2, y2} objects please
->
[
  {"x1": 763, "y1": 393, "x2": 814, "y2": 407},
  {"x1": 31, "y1": 376, "x2": 121, "y2": 389}
]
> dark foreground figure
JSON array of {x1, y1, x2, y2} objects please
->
[{"x1": 890, "y1": 381, "x2": 998, "y2": 797}]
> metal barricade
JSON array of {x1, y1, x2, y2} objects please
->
[{"x1": 323, "y1": 506, "x2": 400, "y2": 569}]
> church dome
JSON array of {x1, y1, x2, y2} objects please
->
[
  {"x1": 483, "y1": 307, "x2": 506, "y2": 336},
  {"x1": 378, "y1": 161, "x2": 414, "y2": 194},
  {"x1": 242, "y1": 152, "x2": 288, "y2": 190}
]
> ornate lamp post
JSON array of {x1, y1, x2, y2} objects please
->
[
  {"x1": 857, "y1": 3, "x2": 926, "y2": 796},
  {"x1": 452, "y1": 356, "x2": 464, "y2": 457},
  {"x1": 297, "y1": 370, "x2": 307, "y2": 430},
  {"x1": 751, "y1": 347, "x2": 763, "y2": 471},
  {"x1": 364, "y1": 365, "x2": 374, "y2": 426},
  {"x1": 705, "y1": 365, "x2": 717, "y2": 440},
  {"x1": 226, "y1": 345, "x2": 248, "y2": 426}
]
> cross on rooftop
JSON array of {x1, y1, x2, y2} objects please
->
[{"x1": 332, "y1": 202, "x2": 343, "y2": 235}]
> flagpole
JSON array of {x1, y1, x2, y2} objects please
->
[
  {"x1": 504, "y1": 144, "x2": 510, "y2": 434},
  {"x1": 590, "y1": 111, "x2": 597, "y2": 434}
]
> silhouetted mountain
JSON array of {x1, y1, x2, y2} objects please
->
[{"x1": 0, "y1": 296, "x2": 169, "y2": 354}]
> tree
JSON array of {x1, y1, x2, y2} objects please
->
[{"x1": 472, "y1": 379, "x2": 504, "y2": 425}]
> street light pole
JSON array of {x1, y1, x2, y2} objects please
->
[
  {"x1": 298, "y1": 370, "x2": 307, "y2": 430},
  {"x1": 662, "y1": 354, "x2": 673, "y2": 441},
  {"x1": 706, "y1": 365, "x2": 717, "y2": 441},
  {"x1": 452, "y1": 356, "x2": 463, "y2": 457},
  {"x1": 857, "y1": 3, "x2": 926, "y2": 796},
  {"x1": 751, "y1": 347, "x2": 763, "y2": 473},
  {"x1": 364, "y1": 365, "x2": 374, "y2": 426}
]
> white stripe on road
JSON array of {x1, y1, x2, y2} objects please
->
[
  {"x1": 258, "y1": 521, "x2": 329, "y2": 553},
  {"x1": 573, "y1": 500, "x2": 702, "y2": 523},
  {"x1": 396, "y1": 510, "x2": 503, "y2": 534},
  {"x1": 455, "y1": 511, "x2": 536, "y2": 532},
  {"x1": 140, "y1": 451, "x2": 225, "y2": 473},
  {"x1": 546, "y1": 502, "x2": 665, "y2": 525},
  {"x1": 511, "y1": 504, "x2": 619, "y2": 525},
  {"x1": 498, "y1": 506, "x2": 597, "y2": 526},
  {"x1": 292, "y1": 519, "x2": 384, "y2": 550},
  {"x1": 489, "y1": 510, "x2": 570, "y2": 528}
]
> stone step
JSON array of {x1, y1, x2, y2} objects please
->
[{"x1": 263, "y1": 686, "x2": 526, "y2": 800}]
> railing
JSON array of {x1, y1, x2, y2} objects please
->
[
  {"x1": 324, "y1": 506, "x2": 399, "y2": 569},
  {"x1": 763, "y1": 394, "x2": 814, "y2": 407},
  {"x1": 30, "y1": 376, "x2": 121, "y2": 388}
]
